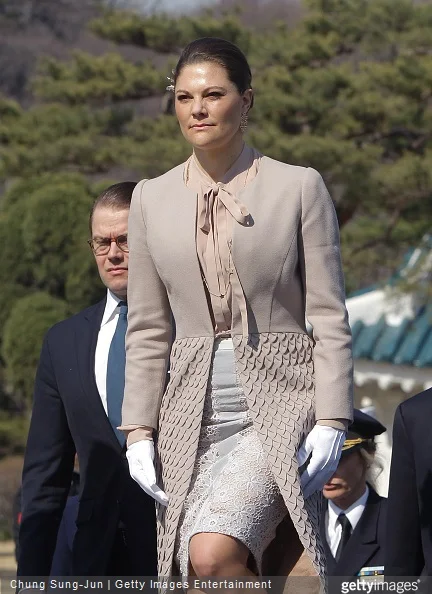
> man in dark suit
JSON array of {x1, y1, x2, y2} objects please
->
[
  {"x1": 17, "y1": 182, "x2": 157, "y2": 576},
  {"x1": 14, "y1": 466, "x2": 80, "y2": 571},
  {"x1": 50, "y1": 495, "x2": 79, "y2": 575},
  {"x1": 386, "y1": 387, "x2": 432, "y2": 576},
  {"x1": 320, "y1": 409, "x2": 387, "y2": 578}
]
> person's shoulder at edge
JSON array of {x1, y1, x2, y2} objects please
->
[
  {"x1": 136, "y1": 162, "x2": 186, "y2": 190},
  {"x1": 43, "y1": 298, "x2": 106, "y2": 345},
  {"x1": 259, "y1": 154, "x2": 328, "y2": 181},
  {"x1": 396, "y1": 385, "x2": 432, "y2": 420},
  {"x1": 255, "y1": 157, "x2": 329, "y2": 207}
]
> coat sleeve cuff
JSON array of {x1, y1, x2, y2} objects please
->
[
  {"x1": 117, "y1": 426, "x2": 154, "y2": 446},
  {"x1": 316, "y1": 418, "x2": 349, "y2": 431}
]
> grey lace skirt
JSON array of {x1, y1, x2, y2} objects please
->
[{"x1": 175, "y1": 337, "x2": 287, "y2": 577}]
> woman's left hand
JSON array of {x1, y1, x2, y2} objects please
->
[{"x1": 297, "y1": 425, "x2": 346, "y2": 499}]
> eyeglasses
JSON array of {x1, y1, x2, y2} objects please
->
[{"x1": 88, "y1": 234, "x2": 129, "y2": 256}]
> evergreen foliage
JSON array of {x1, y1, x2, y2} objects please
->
[
  {"x1": 247, "y1": 0, "x2": 432, "y2": 290},
  {"x1": 0, "y1": 174, "x2": 105, "y2": 412},
  {"x1": 90, "y1": 9, "x2": 251, "y2": 53},
  {"x1": 2, "y1": 292, "x2": 69, "y2": 410},
  {"x1": 34, "y1": 51, "x2": 166, "y2": 104},
  {"x1": 1, "y1": 0, "x2": 432, "y2": 430}
]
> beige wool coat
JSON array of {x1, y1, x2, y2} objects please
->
[{"x1": 120, "y1": 155, "x2": 354, "y2": 580}]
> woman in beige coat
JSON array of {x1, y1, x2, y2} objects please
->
[{"x1": 120, "y1": 37, "x2": 353, "y2": 584}]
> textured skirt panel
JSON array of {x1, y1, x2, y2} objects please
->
[
  {"x1": 155, "y1": 332, "x2": 326, "y2": 579},
  {"x1": 174, "y1": 339, "x2": 287, "y2": 577},
  {"x1": 233, "y1": 332, "x2": 326, "y2": 575},
  {"x1": 156, "y1": 336, "x2": 214, "y2": 577}
]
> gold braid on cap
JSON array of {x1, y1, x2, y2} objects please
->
[{"x1": 342, "y1": 437, "x2": 367, "y2": 451}]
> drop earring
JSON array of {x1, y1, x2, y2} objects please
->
[{"x1": 240, "y1": 112, "x2": 248, "y2": 133}]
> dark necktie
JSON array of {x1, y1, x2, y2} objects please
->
[
  {"x1": 335, "y1": 513, "x2": 352, "y2": 561},
  {"x1": 106, "y1": 301, "x2": 127, "y2": 446}
]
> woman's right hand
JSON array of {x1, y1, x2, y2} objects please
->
[{"x1": 126, "y1": 439, "x2": 169, "y2": 506}]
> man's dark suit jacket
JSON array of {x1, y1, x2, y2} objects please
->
[
  {"x1": 17, "y1": 298, "x2": 157, "y2": 576},
  {"x1": 50, "y1": 495, "x2": 78, "y2": 576},
  {"x1": 321, "y1": 486, "x2": 387, "y2": 576},
  {"x1": 386, "y1": 388, "x2": 432, "y2": 576}
]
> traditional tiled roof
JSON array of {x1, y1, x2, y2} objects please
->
[
  {"x1": 346, "y1": 235, "x2": 432, "y2": 369},
  {"x1": 350, "y1": 305, "x2": 432, "y2": 367}
]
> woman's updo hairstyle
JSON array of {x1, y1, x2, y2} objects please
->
[{"x1": 173, "y1": 37, "x2": 254, "y2": 108}]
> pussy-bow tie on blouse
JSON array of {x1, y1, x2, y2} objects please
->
[{"x1": 197, "y1": 182, "x2": 250, "y2": 338}]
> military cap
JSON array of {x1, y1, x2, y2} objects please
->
[{"x1": 341, "y1": 408, "x2": 386, "y2": 456}]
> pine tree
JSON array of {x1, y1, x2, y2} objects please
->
[{"x1": 1, "y1": 0, "x2": 432, "y2": 419}]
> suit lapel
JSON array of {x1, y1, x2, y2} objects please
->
[
  {"x1": 333, "y1": 489, "x2": 382, "y2": 576},
  {"x1": 75, "y1": 298, "x2": 122, "y2": 451}
]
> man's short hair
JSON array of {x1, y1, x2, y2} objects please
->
[{"x1": 89, "y1": 181, "x2": 136, "y2": 234}]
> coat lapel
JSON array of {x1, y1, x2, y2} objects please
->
[
  {"x1": 150, "y1": 175, "x2": 214, "y2": 335},
  {"x1": 75, "y1": 298, "x2": 123, "y2": 451},
  {"x1": 231, "y1": 157, "x2": 302, "y2": 334},
  {"x1": 332, "y1": 489, "x2": 382, "y2": 576}
]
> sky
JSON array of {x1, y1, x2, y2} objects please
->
[
  {"x1": 113, "y1": 0, "x2": 303, "y2": 16},
  {"x1": 159, "y1": 0, "x2": 217, "y2": 11},
  {"x1": 114, "y1": 0, "x2": 219, "y2": 14}
]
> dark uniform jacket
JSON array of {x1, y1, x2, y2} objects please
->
[
  {"x1": 321, "y1": 486, "x2": 387, "y2": 576},
  {"x1": 386, "y1": 388, "x2": 432, "y2": 576}
]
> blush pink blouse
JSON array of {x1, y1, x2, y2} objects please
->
[{"x1": 184, "y1": 144, "x2": 262, "y2": 337}]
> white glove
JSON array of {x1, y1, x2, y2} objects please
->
[
  {"x1": 297, "y1": 425, "x2": 346, "y2": 499},
  {"x1": 126, "y1": 439, "x2": 169, "y2": 506}
]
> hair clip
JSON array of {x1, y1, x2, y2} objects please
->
[{"x1": 166, "y1": 69, "x2": 175, "y2": 92}]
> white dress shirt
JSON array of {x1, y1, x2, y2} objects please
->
[
  {"x1": 326, "y1": 484, "x2": 370, "y2": 557},
  {"x1": 94, "y1": 289, "x2": 124, "y2": 415}
]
